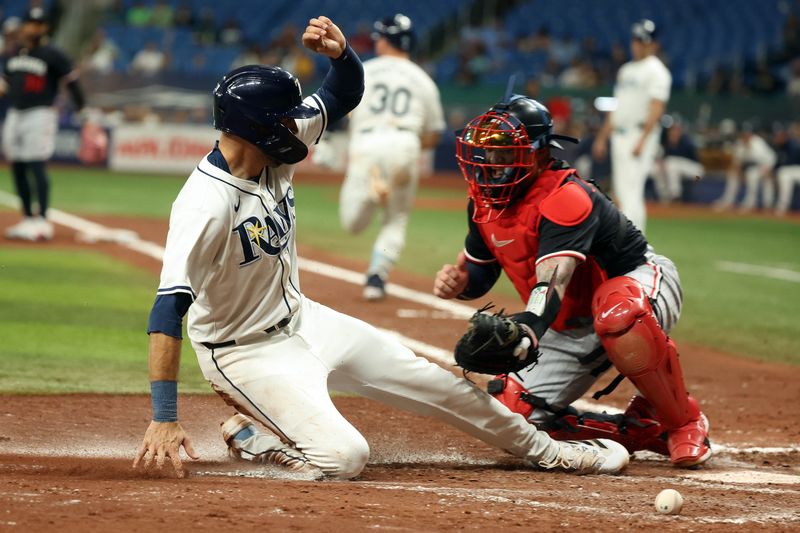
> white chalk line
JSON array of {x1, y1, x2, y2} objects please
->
[
  {"x1": 2, "y1": 194, "x2": 799, "y2": 461},
  {"x1": 716, "y1": 260, "x2": 800, "y2": 283}
]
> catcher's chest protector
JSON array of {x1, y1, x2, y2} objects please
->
[{"x1": 475, "y1": 169, "x2": 606, "y2": 331}]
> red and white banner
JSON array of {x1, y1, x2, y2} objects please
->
[{"x1": 109, "y1": 124, "x2": 216, "y2": 174}]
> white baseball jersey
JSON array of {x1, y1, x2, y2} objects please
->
[
  {"x1": 156, "y1": 96, "x2": 326, "y2": 344},
  {"x1": 733, "y1": 134, "x2": 777, "y2": 168},
  {"x1": 348, "y1": 55, "x2": 444, "y2": 136},
  {"x1": 611, "y1": 55, "x2": 671, "y2": 130}
]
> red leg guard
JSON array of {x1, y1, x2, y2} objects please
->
[{"x1": 592, "y1": 276, "x2": 695, "y2": 430}]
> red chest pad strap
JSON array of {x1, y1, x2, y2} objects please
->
[{"x1": 540, "y1": 181, "x2": 592, "y2": 227}]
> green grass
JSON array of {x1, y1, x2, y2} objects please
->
[
  {"x1": 0, "y1": 168, "x2": 186, "y2": 217},
  {"x1": 647, "y1": 218, "x2": 800, "y2": 364},
  {"x1": 0, "y1": 165, "x2": 798, "y2": 397},
  {"x1": 0, "y1": 248, "x2": 207, "y2": 393}
]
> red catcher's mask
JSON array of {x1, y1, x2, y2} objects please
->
[{"x1": 456, "y1": 110, "x2": 549, "y2": 223}]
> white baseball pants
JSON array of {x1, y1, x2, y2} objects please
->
[
  {"x1": 611, "y1": 128, "x2": 661, "y2": 233},
  {"x1": 340, "y1": 129, "x2": 421, "y2": 279},
  {"x1": 193, "y1": 297, "x2": 560, "y2": 479},
  {"x1": 2, "y1": 106, "x2": 58, "y2": 162},
  {"x1": 654, "y1": 156, "x2": 704, "y2": 202},
  {"x1": 740, "y1": 165, "x2": 775, "y2": 210},
  {"x1": 775, "y1": 165, "x2": 800, "y2": 215}
]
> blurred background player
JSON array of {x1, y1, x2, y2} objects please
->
[
  {"x1": 1, "y1": 7, "x2": 84, "y2": 241},
  {"x1": 713, "y1": 122, "x2": 777, "y2": 211},
  {"x1": 653, "y1": 116, "x2": 703, "y2": 203},
  {"x1": 773, "y1": 122, "x2": 800, "y2": 216},
  {"x1": 592, "y1": 19, "x2": 670, "y2": 233},
  {"x1": 340, "y1": 13, "x2": 445, "y2": 300}
]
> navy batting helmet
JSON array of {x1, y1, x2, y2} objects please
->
[
  {"x1": 456, "y1": 95, "x2": 578, "y2": 220},
  {"x1": 631, "y1": 19, "x2": 658, "y2": 43},
  {"x1": 372, "y1": 13, "x2": 415, "y2": 52},
  {"x1": 212, "y1": 65, "x2": 319, "y2": 165}
]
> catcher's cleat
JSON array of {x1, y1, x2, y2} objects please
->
[
  {"x1": 363, "y1": 273, "x2": 386, "y2": 301},
  {"x1": 666, "y1": 396, "x2": 712, "y2": 467},
  {"x1": 537, "y1": 438, "x2": 629, "y2": 475}
]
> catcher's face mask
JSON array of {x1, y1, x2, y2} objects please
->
[{"x1": 456, "y1": 111, "x2": 545, "y2": 222}]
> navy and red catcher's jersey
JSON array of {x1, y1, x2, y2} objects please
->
[
  {"x1": 3, "y1": 44, "x2": 74, "y2": 110},
  {"x1": 464, "y1": 160, "x2": 649, "y2": 330}
]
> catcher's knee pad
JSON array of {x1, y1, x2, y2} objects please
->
[
  {"x1": 487, "y1": 374, "x2": 534, "y2": 420},
  {"x1": 592, "y1": 276, "x2": 693, "y2": 430}
]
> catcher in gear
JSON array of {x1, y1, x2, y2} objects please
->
[{"x1": 436, "y1": 94, "x2": 712, "y2": 467}]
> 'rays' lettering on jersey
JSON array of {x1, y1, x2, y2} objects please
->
[{"x1": 233, "y1": 187, "x2": 295, "y2": 265}]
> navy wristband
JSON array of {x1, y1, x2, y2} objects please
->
[{"x1": 151, "y1": 380, "x2": 178, "y2": 422}]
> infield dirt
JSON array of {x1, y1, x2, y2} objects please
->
[{"x1": 1, "y1": 211, "x2": 798, "y2": 531}]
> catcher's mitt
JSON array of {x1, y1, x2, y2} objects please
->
[{"x1": 454, "y1": 306, "x2": 540, "y2": 374}]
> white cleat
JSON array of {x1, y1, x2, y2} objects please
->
[
  {"x1": 221, "y1": 413, "x2": 255, "y2": 446},
  {"x1": 220, "y1": 413, "x2": 319, "y2": 474},
  {"x1": 5, "y1": 217, "x2": 37, "y2": 241},
  {"x1": 34, "y1": 217, "x2": 54, "y2": 241},
  {"x1": 5, "y1": 217, "x2": 53, "y2": 241},
  {"x1": 537, "y1": 438, "x2": 629, "y2": 475}
]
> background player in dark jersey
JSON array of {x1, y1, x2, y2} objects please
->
[
  {"x1": 1, "y1": 7, "x2": 84, "y2": 241},
  {"x1": 434, "y1": 95, "x2": 712, "y2": 468}
]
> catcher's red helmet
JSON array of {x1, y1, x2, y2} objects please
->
[{"x1": 456, "y1": 95, "x2": 577, "y2": 222}]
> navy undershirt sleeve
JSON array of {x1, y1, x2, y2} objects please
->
[
  {"x1": 314, "y1": 44, "x2": 364, "y2": 124},
  {"x1": 459, "y1": 200, "x2": 501, "y2": 299},
  {"x1": 147, "y1": 293, "x2": 193, "y2": 339},
  {"x1": 459, "y1": 261, "x2": 502, "y2": 300}
]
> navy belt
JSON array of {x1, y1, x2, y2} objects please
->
[{"x1": 201, "y1": 316, "x2": 292, "y2": 349}]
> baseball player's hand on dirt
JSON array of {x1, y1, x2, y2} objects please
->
[
  {"x1": 434, "y1": 251, "x2": 469, "y2": 299},
  {"x1": 133, "y1": 421, "x2": 199, "y2": 478},
  {"x1": 302, "y1": 16, "x2": 346, "y2": 59}
]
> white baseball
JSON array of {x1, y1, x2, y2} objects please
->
[{"x1": 654, "y1": 488, "x2": 684, "y2": 515}]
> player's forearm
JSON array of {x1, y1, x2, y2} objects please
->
[
  {"x1": 317, "y1": 44, "x2": 364, "y2": 123},
  {"x1": 148, "y1": 332, "x2": 182, "y2": 381},
  {"x1": 640, "y1": 99, "x2": 665, "y2": 139},
  {"x1": 147, "y1": 332, "x2": 182, "y2": 422},
  {"x1": 513, "y1": 256, "x2": 577, "y2": 338},
  {"x1": 534, "y1": 256, "x2": 577, "y2": 301},
  {"x1": 596, "y1": 115, "x2": 612, "y2": 143},
  {"x1": 421, "y1": 131, "x2": 441, "y2": 150},
  {"x1": 458, "y1": 260, "x2": 501, "y2": 300}
]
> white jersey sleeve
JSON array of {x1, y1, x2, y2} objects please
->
[
  {"x1": 157, "y1": 201, "x2": 226, "y2": 302},
  {"x1": 294, "y1": 95, "x2": 326, "y2": 148},
  {"x1": 752, "y1": 135, "x2": 777, "y2": 168},
  {"x1": 646, "y1": 58, "x2": 672, "y2": 102},
  {"x1": 421, "y1": 77, "x2": 445, "y2": 134}
]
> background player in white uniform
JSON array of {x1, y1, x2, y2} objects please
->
[
  {"x1": 340, "y1": 13, "x2": 445, "y2": 300},
  {"x1": 653, "y1": 118, "x2": 704, "y2": 203},
  {"x1": 773, "y1": 122, "x2": 800, "y2": 216},
  {"x1": 713, "y1": 123, "x2": 777, "y2": 211},
  {"x1": 593, "y1": 19, "x2": 671, "y2": 234},
  {"x1": 1, "y1": 7, "x2": 84, "y2": 241},
  {"x1": 132, "y1": 16, "x2": 628, "y2": 479}
]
